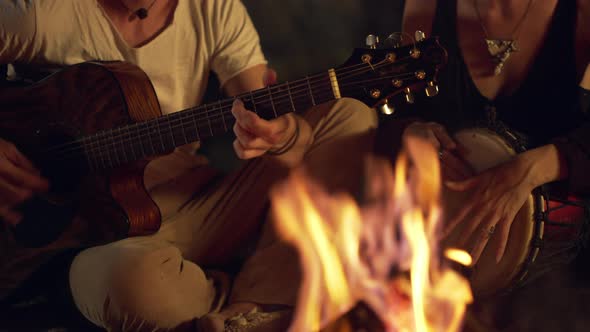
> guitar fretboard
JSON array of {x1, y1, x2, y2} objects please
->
[{"x1": 75, "y1": 73, "x2": 337, "y2": 171}]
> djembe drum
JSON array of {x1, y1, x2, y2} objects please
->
[{"x1": 442, "y1": 127, "x2": 588, "y2": 298}]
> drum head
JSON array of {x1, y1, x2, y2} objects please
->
[{"x1": 442, "y1": 128, "x2": 535, "y2": 298}]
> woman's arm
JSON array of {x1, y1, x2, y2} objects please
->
[
  {"x1": 444, "y1": 65, "x2": 590, "y2": 263},
  {"x1": 548, "y1": 64, "x2": 590, "y2": 194}
]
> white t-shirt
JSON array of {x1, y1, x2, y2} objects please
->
[{"x1": 0, "y1": 0, "x2": 267, "y2": 188}]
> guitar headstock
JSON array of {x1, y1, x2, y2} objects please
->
[{"x1": 337, "y1": 31, "x2": 447, "y2": 115}]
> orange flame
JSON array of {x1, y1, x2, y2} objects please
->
[{"x1": 271, "y1": 137, "x2": 473, "y2": 332}]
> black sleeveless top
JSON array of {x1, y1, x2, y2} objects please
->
[{"x1": 411, "y1": 0, "x2": 582, "y2": 148}]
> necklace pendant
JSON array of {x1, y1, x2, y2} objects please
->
[
  {"x1": 493, "y1": 63, "x2": 504, "y2": 76},
  {"x1": 485, "y1": 39, "x2": 518, "y2": 75}
]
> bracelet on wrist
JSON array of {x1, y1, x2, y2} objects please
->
[{"x1": 267, "y1": 119, "x2": 300, "y2": 156}]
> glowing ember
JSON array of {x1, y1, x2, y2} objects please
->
[{"x1": 270, "y1": 137, "x2": 473, "y2": 332}]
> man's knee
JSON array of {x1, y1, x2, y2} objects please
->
[
  {"x1": 305, "y1": 97, "x2": 378, "y2": 140},
  {"x1": 70, "y1": 244, "x2": 215, "y2": 330},
  {"x1": 332, "y1": 97, "x2": 379, "y2": 131}
]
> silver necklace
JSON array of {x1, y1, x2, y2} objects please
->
[
  {"x1": 472, "y1": 0, "x2": 535, "y2": 75},
  {"x1": 119, "y1": 0, "x2": 157, "y2": 20}
]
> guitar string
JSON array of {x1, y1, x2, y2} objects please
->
[
  {"x1": 45, "y1": 53, "x2": 422, "y2": 156},
  {"x1": 53, "y1": 72, "x2": 418, "y2": 167},
  {"x1": 53, "y1": 72, "x2": 418, "y2": 164},
  {"x1": 48, "y1": 58, "x2": 429, "y2": 160},
  {"x1": 45, "y1": 63, "x2": 363, "y2": 155},
  {"x1": 44, "y1": 52, "x2": 425, "y2": 155},
  {"x1": 46, "y1": 53, "x2": 424, "y2": 158},
  {"x1": 54, "y1": 72, "x2": 418, "y2": 167}
]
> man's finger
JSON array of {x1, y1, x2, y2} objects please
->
[
  {"x1": 0, "y1": 207, "x2": 22, "y2": 226},
  {"x1": 0, "y1": 161, "x2": 49, "y2": 191},
  {"x1": 1, "y1": 140, "x2": 38, "y2": 173},
  {"x1": 9, "y1": 149, "x2": 39, "y2": 174},
  {"x1": 263, "y1": 68, "x2": 278, "y2": 86},
  {"x1": 232, "y1": 140, "x2": 266, "y2": 160},
  {"x1": 233, "y1": 123, "x2": 272, "y2": 150},
  {"x1": 0, "y1": 180, "x2": 32, "y2": 207},
  {"x1": 231, "y1": 100, "x2": 277, "y2": 138}
]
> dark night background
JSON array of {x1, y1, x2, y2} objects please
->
[{"x1": 243, "y1": 0, "x2": 406, "y2": 81}]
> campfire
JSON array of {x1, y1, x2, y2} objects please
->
[{"x1": 270, "y1": 137, "x2": 473, "y2": 332}]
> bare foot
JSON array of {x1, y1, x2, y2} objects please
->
[
  {"x1": 197, "y1": 303, "x2": 260, "y2": 331},
  {"x1": 198, "y1": 303, "x2": 293, "y2": 332}
]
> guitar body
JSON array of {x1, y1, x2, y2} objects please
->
[{"x1": 0, "y1": 62, "x2": 162, "y2": 248}]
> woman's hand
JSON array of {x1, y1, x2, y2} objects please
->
[
  {"x1": 443, "y1": 144, "x2": 565, "y2": 265},
  {"x1": 0, "y1": 139, "x2": 49, "y2": 225},
  {"x1": 403, "y1": 121, "x2": 474, "y2": 181},
  {"x1": 443, "y1": 156, "x2": 536, "y2": 264}
]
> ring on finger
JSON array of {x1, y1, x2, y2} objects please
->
[{"x1": 483, "y1": 225, "x2": 496, "y2": 239}]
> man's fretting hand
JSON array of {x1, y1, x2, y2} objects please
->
[
  {"x1": 231, "y1": 99, "x2": 299, "y2": 159},
  {"x1": 230, "y1": 68, "x2": 311, "y2": 166}
]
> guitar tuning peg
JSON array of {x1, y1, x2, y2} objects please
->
[
  {"x1": 365, "y1": 34, "x2": 380, "y2": 49},
  {"x1": 415, "y1": 30, "x2": 426, "y2": 42},
  {"x1": 379, "y1": 100, "x2": 395, "y2": 115},
  {"x1": 404, "y1": 88, "x2": 415, "y2": 104},
  {"x1": 369, "y1": 89, "x2": 381, "y2": 99},
  {"x1": 385, "y1": 33, "x2": 402, "y2": 48},
  {"x1": 425, "y1": 81, "x2": 439, "y2": 97}
]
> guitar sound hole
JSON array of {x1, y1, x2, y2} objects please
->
[{"x1": 34, "y1": 129, "x2": 88, "y2": 194}]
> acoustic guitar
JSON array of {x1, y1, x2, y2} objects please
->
[{"x1": 0, "y1": 36, "x2": 446, "y2": 249}]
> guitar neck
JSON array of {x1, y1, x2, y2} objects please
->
[
  {"x1": 70, "y1": 37, "x2": 447, "y2": 171},
  {"x1": 83, "y1": 71, "x2": 341, "y2": 170}
]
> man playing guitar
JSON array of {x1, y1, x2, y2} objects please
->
[{"x1": 0, "y1": 0, "x2": 378, "y2": 330}]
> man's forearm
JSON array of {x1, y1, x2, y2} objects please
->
[{"x1": 222, "y1": 64, "x2": 268, "y2": 97}]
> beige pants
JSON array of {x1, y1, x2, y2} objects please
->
[{"x1": 69, "y1": 98, "x2": 378, "y2": 331}]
